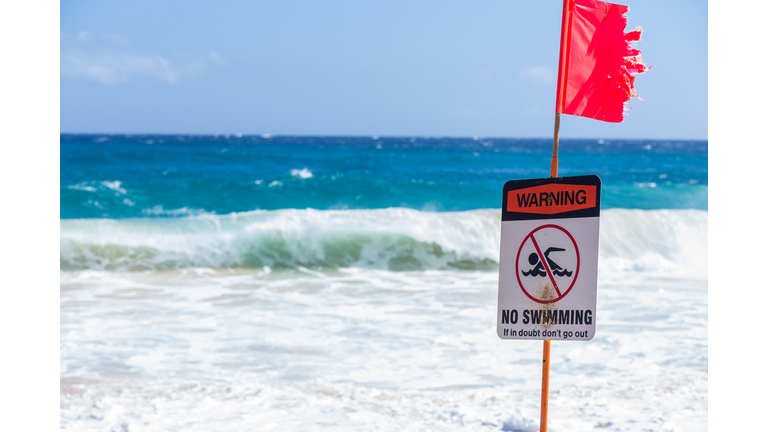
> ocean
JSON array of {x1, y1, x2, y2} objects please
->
[{"x1": 60, "y1": 134, "x2": 707, "y2": 431}]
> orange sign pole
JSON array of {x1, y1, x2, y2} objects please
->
[
  {"x1": 545, "y1": 72, "x2": 560, "y2": 432},
  {"x1": 542, "y1": 5, "x2": 567, "y2": 429},
  {"x1": 542, "y1": 114, "x2": 556, "y2": 432},
  {"x1": 540, "y1": 339, "x2": 551, "y2": 432}
]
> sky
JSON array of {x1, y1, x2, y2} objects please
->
[{"x1": 60, "y1": 0, "x2": 707, "y2": 140}]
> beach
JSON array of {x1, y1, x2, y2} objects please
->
[{"x1": 60, "y1": 135, "x2": 707, "y2": 431}]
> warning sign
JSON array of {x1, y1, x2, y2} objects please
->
[{"x1": 497, "y1": 175, "x2": 601, "y2": 341}]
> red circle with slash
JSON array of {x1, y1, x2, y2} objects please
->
[{"x1": 515, "y1": 224, "x2": 580, "y2": 304}]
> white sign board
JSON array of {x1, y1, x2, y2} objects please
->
[{"x1": 497, "y1": 175, "x2": 601, "y2": 341}]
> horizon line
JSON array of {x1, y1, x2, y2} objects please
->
[{"x1": 59, "y1": 132, "x2": 709, "y2": 142}]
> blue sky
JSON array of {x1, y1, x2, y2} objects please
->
[{"x1": 60, "y1": 0, "x2": 707, "y2": 139}]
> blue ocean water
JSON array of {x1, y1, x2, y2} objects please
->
[
  {"x1": 60, "y1": 134, "x2": 709, "y2": 431},
  {"x1": 60, "y1": 134, "x2": 707, "y2": 219}
]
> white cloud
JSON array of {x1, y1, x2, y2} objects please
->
[
  {"x1": 60, "y1": 31, "x2": 227, "y2": 84},
  {"x1": 519, "y1": 66, "x2": 557, "y2": 86}
]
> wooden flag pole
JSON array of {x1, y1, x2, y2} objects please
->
[{"x1": 551, "y1": 113, "x2": 561, "y2": 178}]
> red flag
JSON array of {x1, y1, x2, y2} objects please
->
[{"x1": 555, "y1": 0, "x2": 648, "y2": 123}]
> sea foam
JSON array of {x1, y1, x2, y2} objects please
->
[{"x1": 60, "y1": 208, "x2": 707, "y2": 276}]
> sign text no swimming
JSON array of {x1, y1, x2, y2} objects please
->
[{"x1": 497, "y1": 175, "x2": 601, "y2": 341}]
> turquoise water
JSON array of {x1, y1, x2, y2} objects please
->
[
  {"x1": 60, "y1": 134, "x2": 707, "y2": 272},
  {"x1": 60, "y1": 134, "x2": 707, "y2": 219}
]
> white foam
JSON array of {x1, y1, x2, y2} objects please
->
[
  {"x1": 100, "y1": 180, "x2": 127, "y2": 194},
  {"x1": 60, "y1": 268, "x2": 707, "y2": 431},
  {"x1": 67, "y1": 182, "x2": 97, "y2": 192},
  {"x1": 598, "y1": 209, "x2": 708, "y2": 279},
  {"x1": 290, "y1": 168, "x2": 314, "y2": 179},
  {"x1": 140, "y1": 205, "x2": 213, "y2": 217}
]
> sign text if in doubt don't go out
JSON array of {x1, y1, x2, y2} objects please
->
[{"x1": 497, "y1": 175, "x2": 601, "y2": 341}]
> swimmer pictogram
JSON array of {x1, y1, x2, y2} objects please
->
[
  {"x1": 521, "y1": 247, "x2": 573, "y2": 277},
  {"x1": 515, "y1": 224, "x2": 580, "y2": 304}
]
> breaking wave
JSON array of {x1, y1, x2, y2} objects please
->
[{"x1": 60, "y1": 208, "x2": 707, "y2": 275}]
